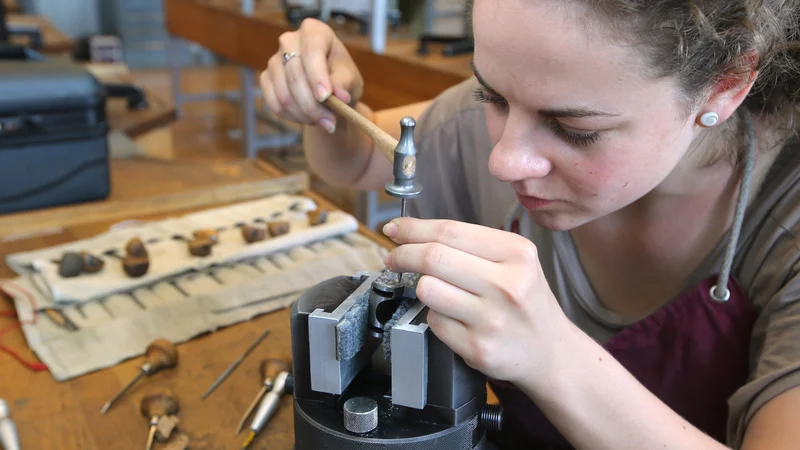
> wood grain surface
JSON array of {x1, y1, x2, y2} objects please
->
[{"x1": 164, "y1": 0, "x2": 472, "y2": 110}]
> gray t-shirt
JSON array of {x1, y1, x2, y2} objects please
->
[{"x1": 407, "y1": 76, "x2": 800, "y2": 448}]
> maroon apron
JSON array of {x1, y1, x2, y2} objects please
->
[{"x1": 486, "y1": 273, "x2": 757, "y2": 449}]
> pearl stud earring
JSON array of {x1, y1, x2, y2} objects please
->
[{"x1": 700, "y1": 112, "x2": 720, "y2": 127}]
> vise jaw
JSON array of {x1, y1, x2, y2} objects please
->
[{"x1": 306, "y1": 271, "x2": 429, "y2": 409}]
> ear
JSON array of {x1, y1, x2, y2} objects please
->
[{"x1": 696, "y1": 51, "x2": 759, "y2": 127}]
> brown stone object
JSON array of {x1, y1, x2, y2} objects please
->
[
  {"x1": 188, "y1": 237, "x2": 213, "y2": 257},
  {"x1": 307, "y1": 208, "x2": 328, "y2": 226},
  {"x1": 192, "y1": 228, "x2": 218, "y2": 244},
  {"x1": 81, "y1": 251, "x2": 105, "y2": 273},
  {"x1": 162, "y1": 433, "x2": 190, "y2": 450},
  {"x1": 123, "y1": 256, "x2": 149, "y2": 278},
  {"x1": 155, "y1": 415, "x2": 180, "y2": 443},
  {"x1": 58, "y1": 252, "x2": 84, "y2": 278},
  {"x1": 241, "y1": 224, "x2": 266, "y2": 243},
  {"x1": 125, "y1": 237, "x2": 148, "y2": 258},
  {"x1": 267, "y1": 221, "x2": 290, "y2": 237}
]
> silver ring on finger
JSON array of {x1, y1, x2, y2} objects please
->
[{"x1": 282, "y1": 52, "x2": 299, "y2": 65}]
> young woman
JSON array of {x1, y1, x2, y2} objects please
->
[{"x1": 259, "y1": 1, "x2": 800, "y2": 449}]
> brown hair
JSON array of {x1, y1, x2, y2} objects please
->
[{"x1": 469, "y1": 0, "x2": 800, "y2": 159}]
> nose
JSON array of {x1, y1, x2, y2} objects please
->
[{"x1": 488, "y1": 117, "x2": 552, "y2": 183}]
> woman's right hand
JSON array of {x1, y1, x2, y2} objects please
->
[{"x1": 260, "y1": 18, "x2": 364, "y2": 134}]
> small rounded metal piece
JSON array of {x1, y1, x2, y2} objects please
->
[{"x1": 343, "y1": 397, "x2": 378, "y2": 434}]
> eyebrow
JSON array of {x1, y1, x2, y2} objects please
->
[{"x1": 470, "y1": 58, "x2": 621, "y2": 119}]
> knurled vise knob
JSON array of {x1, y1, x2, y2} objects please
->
[
  {"x1": 385, "y1": 117, "x2": 423, "y2": 200},
  {"x1": 343, "y1": 397, "x2": 379, "y2": 434}
]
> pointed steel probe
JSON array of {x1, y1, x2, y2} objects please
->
[
  {"x1": 101, "y1": 339, "x2": 178, "y2": 414},
  {"x1": 201, "y1": 328, "x2": 271, "y2": 400}
]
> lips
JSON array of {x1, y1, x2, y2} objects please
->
[{"x1": 516, "y1": 193, "x2": 555, "y2": 210}]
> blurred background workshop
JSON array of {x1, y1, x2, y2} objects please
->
[{"x1": 0, "y1": 1, "x2": 497, "y2": 449}]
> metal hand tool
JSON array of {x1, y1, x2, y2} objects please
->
[
  {"x1": 236, "y1": 358, "x2": 291, "y2": 435},
  {"x1": 322, "y1": 95, "x2": 422, "y2": 284},
  {"x1": 240, "y1": 361, "x2": 291, "y2": 449},
  {"x1": 140, "y1": 391, "x2": 179, "y2": 450},
  {"x1": 101, "y1": 338, "x2": 179, "y2": 414},
  {"x1": 0, "y1": 399, "x2": 21, "y2": 450},
  {"x1": 201, "y1": 328, "x2": 271, "y2": 400}
]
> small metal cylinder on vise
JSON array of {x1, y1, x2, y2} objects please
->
[{"x1": 385, "y1": 117, "x2": 422, "y2": 217}]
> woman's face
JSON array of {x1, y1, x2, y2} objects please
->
[{"x1": 472, "y1": 0, "x2": 703, "y2": 231}]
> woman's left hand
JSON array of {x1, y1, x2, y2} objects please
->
[{"x1": 382, "y1": 217, "x2": 572, "y2": 385}]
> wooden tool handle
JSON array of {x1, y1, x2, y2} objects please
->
[
  {"x1": 140, "y1": 390, "x2": 180, "y2": 418},
  {"x1": 323, "y1": 95, "x2": 396, "y2": 163},
  {"x1": 260, "y1": 358, "x2": 291, "y2": 380},
  {"x1": 145, "y1": 339, "x2": 179, "y2": 371}
]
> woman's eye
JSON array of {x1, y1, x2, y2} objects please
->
[
  {"x1": 473, "y1": 88, "x2": 507, "y2": 108},
  {"x1": 473, "y1": 87, "x2": 602, "y2": 148},
  {"x1": 549, "y1": 120, "x2": 601, "y2": 148}
]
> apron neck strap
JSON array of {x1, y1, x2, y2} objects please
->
[{"x1": 709, "y1": 107, "x2": 758, "y2": 302}]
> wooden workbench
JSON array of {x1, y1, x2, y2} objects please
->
[
  {"x1": 0, "y1": 156, "x2": 395, "y2": 450},
  {"x1": 7, "y1": 13, "x2": 74, "y2": 54},
  {"x1": 107, "y1": 89, "x2": 177, "y2": 139},
  {"x1": 4, "y1": 0, "x2": 19, "y2": 13},
  {"x1": 85, "y1": 64, "x2": 178, "y2": 139},
  {"x1": 164, "y1": 0, "x2": 472, "y2": 110}
]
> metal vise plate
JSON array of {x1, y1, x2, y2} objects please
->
[{"x1": 308, "y1": 272, "x2": 380, "y2": 395}]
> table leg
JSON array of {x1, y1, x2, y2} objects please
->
[
  {"x1": 168, "y1": 34, "x2": 184, "y2": 118},
  {"x1": 370, "y1": 0, "x2": 388, "y2": 54},
  {"x1": 239, "y1": 66, "x2": 259, "y2": 159}
]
